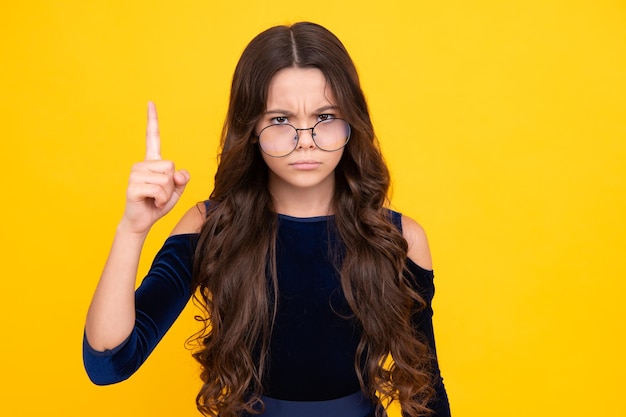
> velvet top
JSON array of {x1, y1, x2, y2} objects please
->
[{"x1": 83, "y1": 209, "x2": 450, "y2": 415}]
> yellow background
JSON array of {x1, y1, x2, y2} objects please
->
[{"x1": 1, "y1": 1, "x2": 624, "y2": 416}]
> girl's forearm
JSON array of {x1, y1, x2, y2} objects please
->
[{"x1": 84, "y1": 223, "x2": 148, "y2": 351}]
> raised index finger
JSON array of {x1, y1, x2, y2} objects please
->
[{"x1": 145, "y1": 101, "x2": 161, "y2": 161}]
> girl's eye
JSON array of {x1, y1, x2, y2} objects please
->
[
  {"x1": 271, "y1": 116, "x2": 288, "y2": 124},
  {"x1": 318, "y1": 114, "x2": 335, "y2": 122}
]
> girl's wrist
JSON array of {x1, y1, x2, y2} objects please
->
[{"x1": 116, "y1": 218, "x2": 151, "y2": 241}]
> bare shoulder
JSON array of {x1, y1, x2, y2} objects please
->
[
  {"x1": 401, "y1": 214, "x2": 433, "y2": 271},
  {"x1": 169, "y1": 202, "x2": 206, "y2": 236}
]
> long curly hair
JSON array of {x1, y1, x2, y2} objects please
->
[{"x1": 192, "y1": 22, "x2": 434, "y2": 417}]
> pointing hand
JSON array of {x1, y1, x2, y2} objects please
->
[{"x1": 120, "y1": 102, "x2": 190, "y2": 235}]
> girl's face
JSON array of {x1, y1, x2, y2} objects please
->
[{"x1": 255, "y1": 67, "x2": 345, "y2": 197}]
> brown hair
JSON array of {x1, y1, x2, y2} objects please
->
[{"x1": 192, "y1": 22, "x2": 434, "y2": 416}]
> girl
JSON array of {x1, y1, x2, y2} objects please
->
[{"x1": 83, "y1": 22, "x2": 450, "y2": 417}]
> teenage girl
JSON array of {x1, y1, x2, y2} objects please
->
[{"x1": 84, "y1": 22, "x2": 450, "y2": 417}]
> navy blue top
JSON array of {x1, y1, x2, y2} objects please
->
[{"x1": 83, "y1": 209, "x2": 450, "y2": 416}]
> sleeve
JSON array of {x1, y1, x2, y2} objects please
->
[
  {"x1": 406, "y1": 261, "x2": 451, "y2": 417},
  {"x1": 83, "y1": 233, "x2": 199, "y2": 385}
]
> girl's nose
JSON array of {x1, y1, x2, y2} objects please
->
[{"x1": 296, "y1": 127, "x2": 316, "y2": 149}]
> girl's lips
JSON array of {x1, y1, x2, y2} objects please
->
[{"x1": 289, "y1": 160, "x2": 321, "y2": 170}]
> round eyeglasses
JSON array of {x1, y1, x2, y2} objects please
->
[{"x1": 257, "y1": 118, "x2": 351, "y2": 158}]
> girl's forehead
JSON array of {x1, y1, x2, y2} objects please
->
[{"x1": 265, "y1": 67, "x2": 337, "y2": 112}]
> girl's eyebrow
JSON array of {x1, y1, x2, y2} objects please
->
[
  {"x1": 263, "y1": 109, "x2": 295, "y2": 117},
  {"x1": 315, "y1": 105, "x2": 340, "y2": 113}
]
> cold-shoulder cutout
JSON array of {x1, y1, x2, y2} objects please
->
[
  {"x1": 401, "y1": 214, "x2": 433, "y2": 271},
  {"x1": 169, "y1": 202, "x2": 206, "y2": 236}
]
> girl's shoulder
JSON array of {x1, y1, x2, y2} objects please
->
[
  {"x1": 169, "y1": 202, "x2": 206, "y2": 236},
  {"x1": 394, "y1": 211, "x2": 433, "y2": 271}
]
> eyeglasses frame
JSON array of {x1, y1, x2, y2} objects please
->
[{"x1": 256, "y1": 118, "x2": 351, "y2": 158}]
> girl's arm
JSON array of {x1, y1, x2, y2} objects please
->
[
  {"x1": 402, "y1": 215, "x2": 451, "y2": 416},
  {"x1": 84, "y1": 102, "x2": 190, "y2": 352}
]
